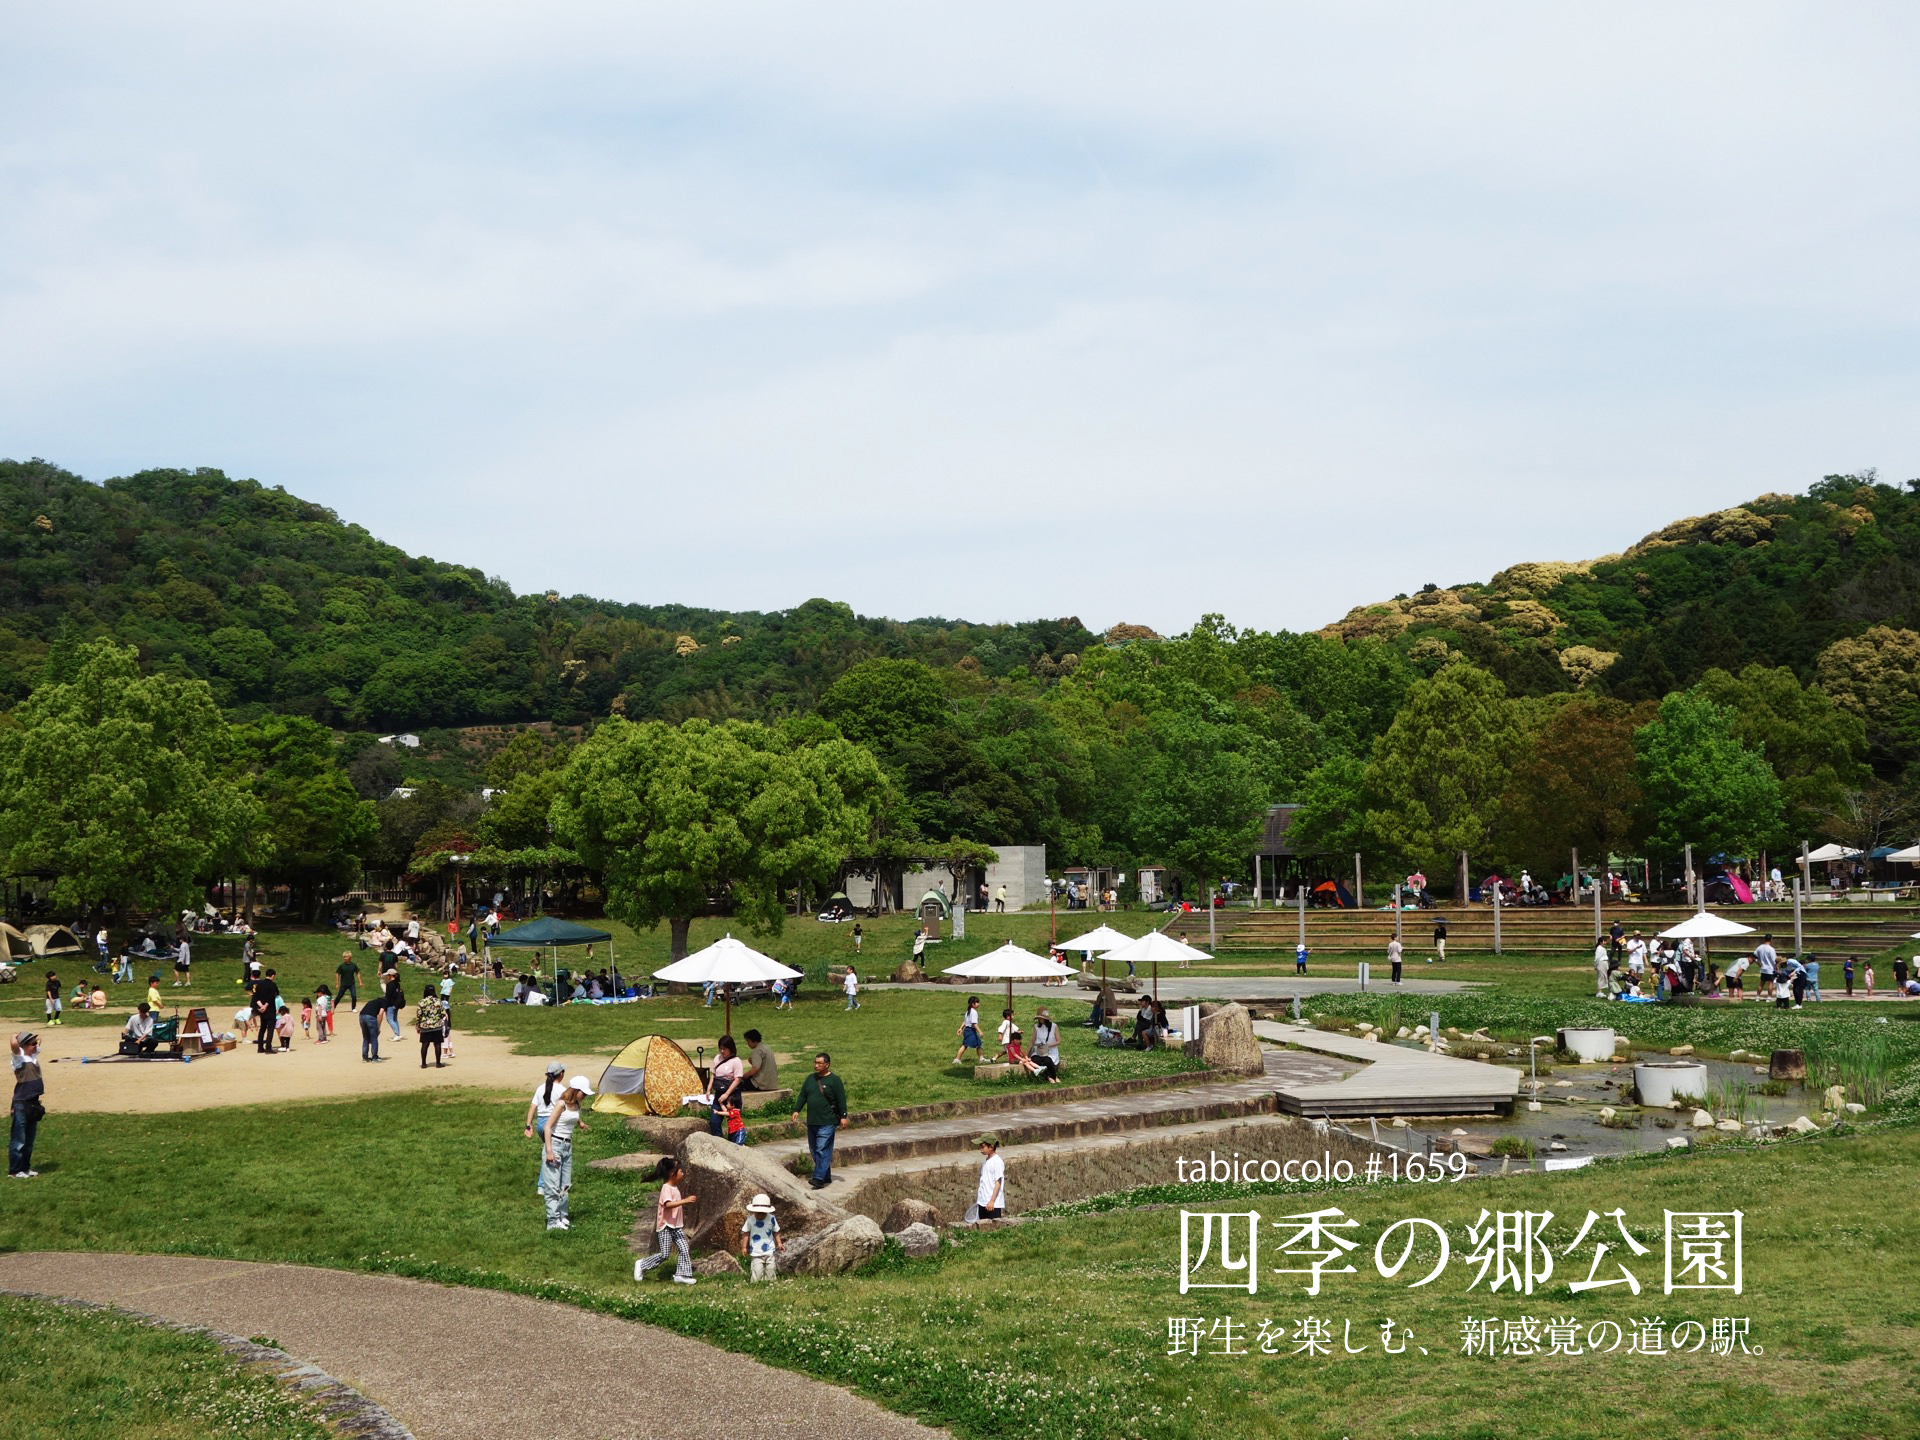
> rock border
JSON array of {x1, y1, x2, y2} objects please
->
[{"x1": 0, "y1": 1287, "x2": 415, "y2": 1440}]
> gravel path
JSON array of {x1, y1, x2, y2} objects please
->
[{"x1": 0, "y1": 1252, "x2": 946, "y2": 1440}]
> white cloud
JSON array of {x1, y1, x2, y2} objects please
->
[{"x1": 2, "y1": 3, "x2": 1916, "y2": 631}]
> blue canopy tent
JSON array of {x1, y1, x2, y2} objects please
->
[{"x1": 490, "y1": 917, "x2": 615, "y2": 1003}]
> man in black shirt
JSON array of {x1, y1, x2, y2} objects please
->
[
  {"x1": 251, "y1": 969, "x2": 281, "y2": 1054},
  {"x1": 359, "y1": 993, "x2": 386, "y2": 1061}
]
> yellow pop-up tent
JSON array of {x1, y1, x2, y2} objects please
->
[{"x1": 591, "y1": 1033, "x2": 703, "y2": 1117}]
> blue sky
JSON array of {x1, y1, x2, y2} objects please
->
[{"x1": 3, "y1": 4, "x2": 1916, "y2": 633}]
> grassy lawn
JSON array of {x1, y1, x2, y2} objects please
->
[
  {"x1": 0, "y1": 1296, "x2": 335, "y2": 1440},
  {"x1": 7, "y1": 921, "x2": 1920, "y2": 1438}
]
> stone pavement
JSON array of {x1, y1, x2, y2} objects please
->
[
  {"x1": 1254, "y1": 1020, "x2": 1521, "y2": 1116},
  {"x1": 873, "y1": 973, "x2": 1475, "y2": 1002},
  {"x1": 753, "y1": 1048, "x2": 1359, "y2": 1170},
  {"x1": 0, "y1": 1252, "x2": 945, "y2": 1440}
]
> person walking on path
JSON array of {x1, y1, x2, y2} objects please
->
[
  {"x1": 173, "y1": 936, "x2": 191, "y2": 987},
  {"x1": 1432, "y1": 914, "x2": 1448, "y2": 963},
  {"x1": 1387, "y1": 937, "x2": 1404, "y2": 987},
  {"x1": 953, "y1": 997, "x2": 982, "y2": 1064},
  {"x1": 792, "y1": 1052, "x2": 849, "y2": 1189},
  {"x1": 358, "y1": 993, "x2": 386, "y2": 1062},
  {"x1": 851, "y1": 923, "x2": 863, "y2": 956},
  {"x1": 741, "y1": 1193, "x2": 784, "y2": 1281},
  {"x1": 416, "y1": 986, "x2": 449, "y2": 1068},
  {"x1": 335, "y1": 951, "x2": 359, "y2": 1008},
  {"x1": 1593, "y1": 941, "x2": 1612, "y2": 1000},
  {"x1": 114, "y1": 946, "x2": 133, "y2": 985},
  {"x1": 251, "y1": 969, "x2": 282, "y2": 1055},
  {"x1": 438, "y1": 968, "x2": 457, "y2": 1060},
  {"x1": 635, "y1": 1157, "x2": 697, "y2": 1283},
  {"x1": 382, "y1": 969, "x2": 405, "y2": 1041},
  {"x1": 974, "y1": 1135, "x2": 1005, "y2": 1221},
  {"x1": 1294, "y1": 942, "x2": 1309, "y2": 976},
  {"x1": 540, "y1": 1075, "x2": 592, "y2": 1231},
  {"x1": 995, "y1": 884, "x2": 1007, "y2": 913},
  {"x1": 842, "y1": 966, "x2": 860, "y2": 1012},
  {"x1": 9, "y1": 1032, "x2": 46, "y2": 1178},
  {"x1": 525, "y1": 1061, "x2": 566, "y2": 1190}
]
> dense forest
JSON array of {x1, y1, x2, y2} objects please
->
[{"x1": 4, "y1": 458, "x2": 1919, "y2": 909}]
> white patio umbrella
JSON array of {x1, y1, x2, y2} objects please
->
[
  {"x1": 1100, "y1": 930, "x2": 1213, "y2": 1014},
  {"x1": 654, "y1": 934, "x2": 802, "y2": 1036},
  {"x1": 943, "y1": 943, "x2": 1077, "y2": 1024},
  {"x1": 1055, "y1": 924, "x2": 1135, "y2": 992},
  {"x1": 1655, "y1": 909, "x2": 1757, "y2": 992}
]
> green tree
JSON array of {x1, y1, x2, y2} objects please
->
[
  {"x1": 232, "y1": 715, "x2": 379, "y2": 919},
  {"x1": 0, "y1": 639, "x2": 259, "y2": 914},
  {"x1": 1495, "y1": 698, "x2": 1646, "y2": 870},
  {"x1": 551, "y1": 717, "x2": 887, "y2": 958},
  {"x1": 1814, "y1": 626, "x2": 1920, "y2": 770},
  {"x1": 1126, "y1": 709, "x2": 1268, "y2": 894},
  {"x1": 1363, "y1": 662, "x2": 1526, "y2": 881},
  {"x1": 1633, "y1": 689, "x2": 1784, "y2": 859},
  {"x1": 1695, "y1": 663, "x2": 1869, "y2": 846}
]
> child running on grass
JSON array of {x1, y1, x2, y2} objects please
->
[
  {"x1": 953, "y1": 996, "x2": 982, "y2": 1064},
  {"x1": 635, "y1": 1157, "x2": 697, "y2": 1284}
]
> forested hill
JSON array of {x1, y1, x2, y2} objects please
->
[
  {"x1": 1321, "y1": 471, "x2": 1920, "y2": 701},
  {"x1": 0, "y1": 459, "x2": 1096, "y2": 727}
]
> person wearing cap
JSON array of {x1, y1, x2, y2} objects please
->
[
  {"x1": 526, "y1": 1060, "x2": 568, "y2": 1192},
  {"x1": 10, "y1": 1031, "x2": 46, "y2": 1178},
  {"x1": 975, "y1": 1134, "x2": 1005, "y2": 1220},
  {"x1": 740, "y1": 1192, "x2": 784, "y2": 1281},
  {"x1": 541, "y1": 1073, "x2": 593, "y2": 1231},
  {"x1": 120, "y1": 1003, "x2": 158, "y2": 1057}
]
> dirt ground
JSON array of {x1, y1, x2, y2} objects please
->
[{"x1": 22, "y1": 1020, "x2": 602, "y2": 1115}]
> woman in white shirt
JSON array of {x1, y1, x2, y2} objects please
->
[{"x1": 541, "y1": 1073, "x2": 594, "y2": 1231}]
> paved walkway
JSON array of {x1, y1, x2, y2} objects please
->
[
  {"x1": 874, "y1": 974, "x2": 1476, "y2": 1001},
  {"x1": 1254, "y1": 1020, "x2": 1521, "y2": 1116},
  {"x1": 0, "y1": 1253, "x2": 944, "y2": 1440}
]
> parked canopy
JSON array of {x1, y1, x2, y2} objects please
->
[
  {"x1": 1656, "y1": 910, "x2": 1757, "y2": 940},
  {"x1": 1805, "y1": 843, "x2": 1863, "y2": 863},
  {"x1": 489, "y1": 917, "x2": 613, "y2": 948}
]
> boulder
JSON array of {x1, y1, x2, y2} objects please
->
[
  {"x1": 1845, "y1": 1102, "x2": 1868, "y2": 1115},
  {"x1": 974, "y1": 1063, "x2": 1012, "y2": 1080},
  {"x1": 1823, "y1": 1085, "x2": 1846, "y2": 1112},
  {"x1": 670, "y1": 1132, "x2": 848, "y2": 1253},
  {"x1": 1666, "y1": 1136, "x2": 1690, "y2": 1150},
  {"x1": 894, "y1": 1222, "x2": 940, "y2": 1258},
  {"x1": 1690, "y1": 1108, "x2": 1715, "y2": 1129},
  {"x1": 782, "y1": 1215, "x2": 886, "y2": 1277},
  {"x1": 1597, "y1": 1106, "x2": 1617, "y2": 1121},
  {"x1": 891, "y1": 960, "x2": 927, "y2": 984},
  {"x1": 693, "y1": 1250, "x2": 743, "y2": 1277},
  {"x1": 1196, "y1": 1002, "x2": 1264, "y2": 1076},
  {"x1": 625, "y1": 1116, "x2": 709, "y2": 1151},
  {"x1": 1669, "y1": 1044, "x2": 1694, "y2": 1056},
  {"x1": 590, "y1": 1150, "x2": 673, "y2": 1173},
  {"x1": 881, "y1": 1198, "x2": 942, "y2": 1234},
  {"x1": 1716, "y1": 1119, "x2": 1743, "y2": 1132},
  {"x1": 1788, "y1": 1114, "x2": 1819, "y2": 1134},
  {"x1": 1770, "y1": 1049, "x2": 1807, "y2": 1082},
  {"x1": 1396, "y1": 1027, "x2": 1412, "y2": 1039}
]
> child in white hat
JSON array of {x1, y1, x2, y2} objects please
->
[{"x1": 741, "y1": 1192, "x2": 784, "y2": 1281}]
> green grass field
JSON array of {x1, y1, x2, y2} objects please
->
[
  {"x1": 0, "y1": 1297, "x2": 336, "y2": 1440},
  {"x1": 4, "y1": 918, "x2": 1918, "y2": 1439}
]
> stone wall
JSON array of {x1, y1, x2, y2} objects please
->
[{"x1": 840, "y1": 1116, "x2": 1387, "y2": 1222}]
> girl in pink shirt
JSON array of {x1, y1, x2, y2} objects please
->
[{"x1": 634, "y1": 1158, "x2": 698, "y2": 1284}]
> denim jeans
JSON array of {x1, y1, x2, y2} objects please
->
[
  {"x1": 844, "y1": 993, "x2": 858, "y2": 1011},
  {"x1": 808, "y1": 1122, "x2": 838, "y2": 1184},
  {"x1": 385, "y1": 1004, "x2": 401, "y2": 1040},
  {"x1": 360, "y1": 1012, "x2": 381, "y2": 1060},
  {"x1": 541, "y1": 1137, "x2": 573, "y2": 1227},
  {"x1": 114, "y1": 957, "x2": 132, "y2": 983},
  {"x1": 9, "y1": 1102, "x2": 38, "y2": 1175}
]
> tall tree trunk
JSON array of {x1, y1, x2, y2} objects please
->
[{"x1": 669, "y1": 915, "x2": 692, "y2": 961}]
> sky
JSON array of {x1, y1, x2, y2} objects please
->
[{"x1": 3, "y1": 4, "x2": 1918, "y2": 635}]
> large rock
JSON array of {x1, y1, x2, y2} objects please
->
[
  {"x1": 693, "y1": 1250, "x2": 743, "y2": 1277},
  {"x1": 894, "y1": 1222, "x2": 940, "y2": 1258},
  {"x1": 1770, "y1": 1049, "x2": 1807, "y2": 1081},
  {"x1": 1196, "y1": 1002, "x2": 1264, "y2": 1076},
  {"x1": 783, "y1": 1215, "x2": 886, "y2": 1276},
  {"x1": 1822, "y1": 1085, "x2": 1846, "y2": 1112},
  {"x1": 891, "y1": 960, "x2": 927, "y2": 983},
  {"x1": 881, "y1": 1197, "x2": 942, "y2": 1234},
  {"x1": 668, "y1": 1132, "x2": 848, "y2": 1257},
  {"x1": 625, "y1": 1116, "x2": 708, "y2": 1151}
]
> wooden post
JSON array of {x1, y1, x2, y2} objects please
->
[
  {"x1": 1252, "y1": 853, "x2": 1261, "y2": 911},
  {"x1": 1493, "y1": 881, "x2": 1502, "y2": 954},
  {"x1": 1354, "y1": 852, "x2": 1364, "y2": 911},
  {"x1": 1793, "y1": 876, "x2": 1803, "y2": 954},
  {"x1": 1298, "y1": 880, "x2": 1306, "y2": 953},
  {"x1": 1571, "y1": 847, "x2": 1579, "y2": 912},
  {"x1": 1394, "y1": 885, "x2": 1403, "y2": 945},
  {"x1": 1458, "y1": 850, "x2": 1470, "y2": 907},
  {"x1": 1593, "y1": 858, "x2": 1603, "y2": 940},
  {"x1": 1684, "y1": 843, "x2": 1694, "y2": 906},
  {"x1": 1208, "y1": 880, "x2": 1216, "y2": 951}
]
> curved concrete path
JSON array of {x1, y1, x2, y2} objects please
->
[{"x1": 0, "y1": 1253, "x2": 944, "y2": 1440}]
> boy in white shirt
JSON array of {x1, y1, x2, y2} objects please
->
[{"x1": 975, "y1": 1135, "x2": 1005, "y2": 1221}]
